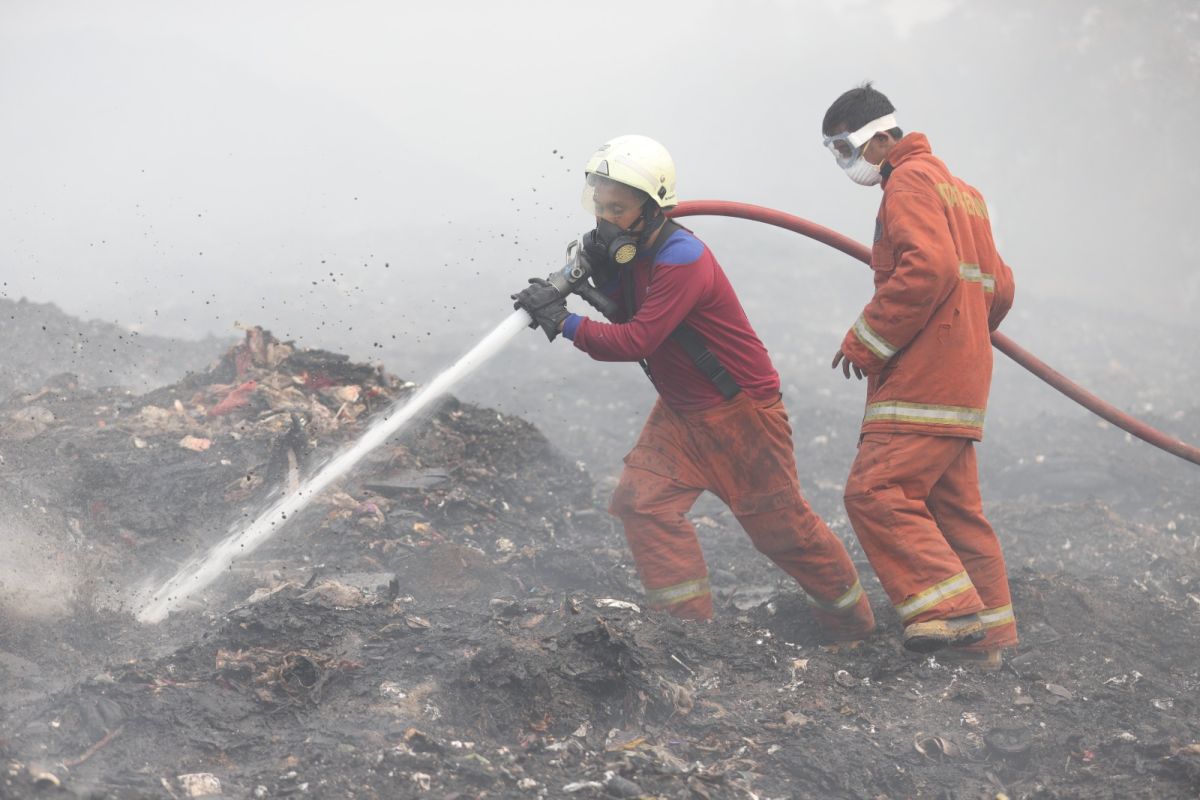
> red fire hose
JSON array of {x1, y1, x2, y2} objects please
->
[{"x1": 669, "y1": 200, "x2": 1200, "y2": 467}]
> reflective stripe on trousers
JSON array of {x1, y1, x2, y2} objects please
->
[
  {"x1": 807, "y1": 579, "x2": 865, "y2": 615},
  {"x1": 894, "y1": 570, "x2": 975, "y2": 622},
  {"x1": 863, "y1": 401, "x2": 985, "y2": 431},
  {"x1": 644, "y1": 576, "x2": 711, "y2": 609}
]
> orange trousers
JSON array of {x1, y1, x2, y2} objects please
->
[
  {"x1": 843, "y1": 432, "x2": 1017, "y2": 651},
  {"x1": 609, "y1": 393, "x2": 874, "y2": 639}
]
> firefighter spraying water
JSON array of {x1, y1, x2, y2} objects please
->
[{"x1": 512, "y1": 135, "x2": 877, "y2": 641}]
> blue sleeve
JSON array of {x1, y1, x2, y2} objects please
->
[{"x1": 655, "y1": 230, "x2": 704, "y2": 266}]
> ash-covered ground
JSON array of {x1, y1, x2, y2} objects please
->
[{"x1": 1, "y1": 298, "x2": 1198, "y2": 800}]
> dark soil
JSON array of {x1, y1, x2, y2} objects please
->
[{"x1": 1, "y1": 319, "x2": 1198, "y2": 800}]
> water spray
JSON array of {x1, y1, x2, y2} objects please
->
[{"x1": 136, "y1": 309, "x2": 532, "y2": 623}]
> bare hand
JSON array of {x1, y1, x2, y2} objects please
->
[{"x1": 831, "y1": 349, "x2": 864, "y2": 380}]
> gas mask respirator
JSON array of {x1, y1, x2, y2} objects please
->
[
  {"x1": 583, "y1": 218, "x2": 639, "y2": 267},
  {"x1": 581, "y1": 203, "x2": 663, "y2": 271}
]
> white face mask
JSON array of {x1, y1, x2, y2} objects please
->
[
  {"x1": 823, "y1": 112, "x2": 896, "y2": 187},
  {"x1": 842, "y1": 152, "x2": 882, "y2": 186}
]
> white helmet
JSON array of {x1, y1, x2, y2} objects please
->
[{"x1": 583, "y1": 134, "x2": 678, "y2": 209}]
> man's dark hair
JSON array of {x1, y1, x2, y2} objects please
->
[{"x1": 822, "y1": 82, "x2": 903, "y2": 138}]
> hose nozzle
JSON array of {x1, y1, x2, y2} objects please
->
[{"x1": 544, "y1": 240, "x2": 618, "y2": 317}]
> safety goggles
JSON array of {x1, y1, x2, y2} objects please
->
[{"x1": 823, "y1": 113, "x2": 897, "y2": 168}]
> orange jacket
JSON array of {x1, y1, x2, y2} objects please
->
[{"x1": 840, "y1": 133, "x2": 1015, "y2": 440}]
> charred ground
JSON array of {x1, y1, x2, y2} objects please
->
[{"x1": 0, "y1": 309, "x2": 1198, "y2": 800}]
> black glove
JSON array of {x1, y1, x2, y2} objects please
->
[{"x1": 511, "y1": 277, "x2": 570, "y2": 342}]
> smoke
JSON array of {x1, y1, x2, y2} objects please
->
[
  {"x1": 2, "y1": 0, "x2": 1194, "y2": 346},
  {"x1": 0, "y1": 505, "x2": 78, "y2": 621},
  {"x1": 0, "y1": 0, "x2": 1196, "y2": 473}
]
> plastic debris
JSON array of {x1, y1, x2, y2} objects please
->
[
  {"x1": 364, "y1": 469, "x2": 451, "y2": 496},
  {"x1": 729, "y1": 584, "x2": 776, "y2": 611},
  {"x1": 563, "y1": 780, "x2": 604, "y2": 793},
  {"x1": 298, "y1": 579, "x2": 372, "y2": 609},
  {"x1": 594, "y1": 599, "x2": 640, "y2": 613},
  {"x1": 379, "y1": 681, "x2": 408, "y2": 699},
  {"x1": 27, "y1": 766, "x2": 61, "y2": 789},
  {"x1": 604, "y1": 729, "x2": 646, "y2": 751},
  {"x1": 178, "y1": 435, "x2": 212, "y2": 452},
  {"x1": 1045, "y1": 683, "x2": 1074, "y2": 701},
  {"x1": 177, "y1": 773, "x2": 222, "y2": 797},
  {"x1": 914, "y1": 733, "x2": 958, "y2": 758},
  {"x1": 207, "y1": 380, "x2": 258, "y2": 417}
]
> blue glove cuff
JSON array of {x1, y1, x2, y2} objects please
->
[{"x1": 562, "y1": 313, "x2": 583, "y2": 341}]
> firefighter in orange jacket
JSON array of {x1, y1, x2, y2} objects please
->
[{"x1": 821, "y1": 84, "x2": 1017, "y2": 667}]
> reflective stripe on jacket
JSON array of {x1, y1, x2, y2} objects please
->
[{"x1": 839, "y1": 133, "x2": 1016, "y2": 440}]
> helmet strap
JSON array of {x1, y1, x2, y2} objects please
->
[{"x1": 635, "y1": 201, "x2": 665, "y2": 246}]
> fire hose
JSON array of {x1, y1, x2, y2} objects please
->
[{"x1": 668, "y1": 200, "x2": 1200, "y2": 468}]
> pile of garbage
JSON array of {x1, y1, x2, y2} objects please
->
[{"x1": 1, "y1": 324, "x2": 1198, "y2": 799}]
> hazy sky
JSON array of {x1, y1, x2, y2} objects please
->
[{"x1": 2, "y1": 0, "x2": 1198, "y2": 351}]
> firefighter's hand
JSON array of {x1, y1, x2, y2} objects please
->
[
  {"x1": 512, "y1": 277, "x2": 563, "y2": 326},
  {"x1": 832, "y1": 349, "x2": 865, "y2": 380},
  {"x1": 532, "y1": 301, "x2": 570, "y2": 342},
  {"x1": 512, "y1": 278, "x2": 569, "y2": 342}
]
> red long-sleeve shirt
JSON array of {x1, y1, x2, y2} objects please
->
[{"x1": 566, "y1": 228, "x2": 780, "y2": 412}]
